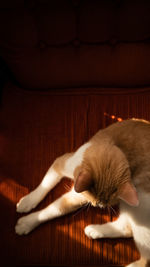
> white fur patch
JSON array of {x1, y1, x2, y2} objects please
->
[
  {"x1": 38, "y1": 197, "x2": 62, "y2": 221},
  {"x1": 120, "y1": 191, "x2": 150, "y2": 259},
  {"x1": 64, "y1": 142, "x2": 91, "y2": 179},
  {"x1": 41, "y1": 168, "x2": 59, "y2": 188}
]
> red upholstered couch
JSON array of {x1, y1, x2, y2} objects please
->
[{"x1": 0, "y1": 0, "x2": 150, "y2": 266}]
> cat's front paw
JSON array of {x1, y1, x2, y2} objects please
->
[
  {"x1": 16, "y1": 193, "x2": 38, "y2": 213},
  {"x1": 15, "y1": 213, "x2": 39, "y2": 235},
  {"x1": 84, "y1": 225, "x2": 104, "y2": 239}
]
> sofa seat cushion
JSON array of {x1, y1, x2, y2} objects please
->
[{"x1": 1, "y1": 83, "x2": 150, "y2": 266}]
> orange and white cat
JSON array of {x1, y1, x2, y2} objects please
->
[{"x1": 15, "y1": 119, "x2": 150, "y2": 267}]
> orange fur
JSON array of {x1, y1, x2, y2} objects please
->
[{"x1": 16, "y1": 119, "x2": 150, "y2": 266}]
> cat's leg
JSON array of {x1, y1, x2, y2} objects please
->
[
  {"x1": 85, "y1": 213, "x2": 132, "y2": 239},
  {"x1": 16, "y1": 153, "x2": 74, "y2": 213},
  {"x1": 126, "y1": 257, "x2": 146, "y2": 267},
  {"x1": 16, "y1": 142, "x2": 91, "y2": 213},
  {"x1": 15, "y1": 188, "x2": 87, "y2": 235}
]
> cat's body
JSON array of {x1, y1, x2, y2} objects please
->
[{"x1": 15, "y1": 119, "x2": 150, "y2": 267}]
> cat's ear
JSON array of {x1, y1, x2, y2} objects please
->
[
  {"x1": 74, "y1": 171, "x2": 93, "y2": 193},
  {"x1": 118, "y1": 181, "x2": 139, "y2": 207}
]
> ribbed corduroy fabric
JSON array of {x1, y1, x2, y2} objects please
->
[{"x1": 1, "y1": 84, "x2": 148, "y2": 266}]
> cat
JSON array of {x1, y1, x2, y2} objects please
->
[{"x1": 15, "y1": 118, "x2": 150, "y2": 267}]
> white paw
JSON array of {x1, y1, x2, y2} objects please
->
[
  {"x1": 84, "y1": 225, "x2": 104, "y2": 239},
  {"x1": 125, "y1": 258, "x2": 146, "y2": 267},
  {"x1": 15, "y1": 213, "x2": 39, "y2": 235},
  {"x1": 16, "y1": 193, "x2": 38, "y2": 213}
]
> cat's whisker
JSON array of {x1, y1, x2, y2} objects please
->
[
  {"x1": 107, "y1": 206, "x2": 111, "y2": 218},
  {"x1": 72, "y1": 203, "x2": 90, "y2": 218},
  {"x1": 64, "y1": 184, "x2": 71, "y2": 191},
  {"x1": 110, "y1": 206, "x2": 117, "y2": 217},
  {"x1": 86, "y1": 202, "x2": 91, "y2": 213}
]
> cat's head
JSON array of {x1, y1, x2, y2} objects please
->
[{"x1": 74, "y1": 144, "x2": 139, "y2": 208}]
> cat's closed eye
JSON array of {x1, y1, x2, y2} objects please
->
[{"x1": 111, "y1": 187, "x2": 118, "y2": 195}]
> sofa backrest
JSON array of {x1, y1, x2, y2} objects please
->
[{"x1": 0, "y1": 0, "x2": 150, "y2": 89}]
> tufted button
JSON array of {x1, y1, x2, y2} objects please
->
[
  {"x1": 72, "y1": 0, "x2": 80, "y2": 7},
  {"x1": 109, "y1": 37, "x2": 118, "y2": 46},
  {"x1": 39, "y1": 41, "x2": 46, "y2": 49},
  {"x1": 72, "y1": 39, "x2": 80, "y2": 47}
]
